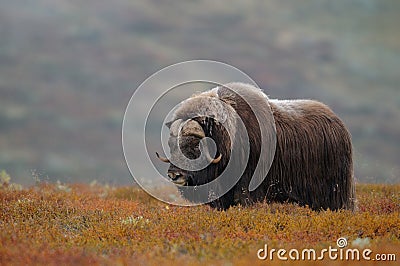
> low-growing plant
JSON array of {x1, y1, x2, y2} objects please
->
[{"x1": 0, "y1": 180, "x2": 399, "y2": 265}]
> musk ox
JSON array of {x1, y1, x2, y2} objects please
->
[{"x1": 157, "y1": 82, "x2": 355, "y2": 210}]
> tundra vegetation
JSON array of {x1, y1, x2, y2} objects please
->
[{"x1": 0, "y1": 173, "x2": 399, "y2": 265}]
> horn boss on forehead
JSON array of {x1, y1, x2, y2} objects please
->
[
  {"x1": 180, "y1": 120, "x2": 205, "y2": 138},
  {"x1": 159, "y1": 82, "x2": 355, "y2": 211}
]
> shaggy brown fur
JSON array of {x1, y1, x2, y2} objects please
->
[{"x1": 163, "y1": 83, "x2": 355, "y2": 210}]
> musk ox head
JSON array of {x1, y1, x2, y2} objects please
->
[
  {"x1": 156, "y1": 88, "x2": 240, "y2": 188},
  {"x1": 156, "y1": 83, "x2": 275, "y2": 205},
  {"x1": 157, "y1": 117, "x2": 223, "y2": 186}
]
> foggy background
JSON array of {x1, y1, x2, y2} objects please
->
[{"x1": 0, "y1": 0, "x2": 399, "y2": 185}]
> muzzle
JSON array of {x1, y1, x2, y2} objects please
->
[{"x1": 167, "y1": 171, "x2": 187, "y2": 186}]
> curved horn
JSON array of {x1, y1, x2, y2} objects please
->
[
  {"x1": 156, "y1": 152, "x2": 170, "y2": 163},
  {"x1": 204, "y1": 151, "x2": 222, "y2": 164},
  {"x1": 211, "y1": 153, "x2": 222, "y2": 164}
]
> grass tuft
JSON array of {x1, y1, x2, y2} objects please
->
[{"x1": 0, "y1": 182, "x2": 399, "y2": 265}]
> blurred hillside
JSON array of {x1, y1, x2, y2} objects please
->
[{"x1": 0, "y1": 0, "x2": 399, "y2": 185}]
